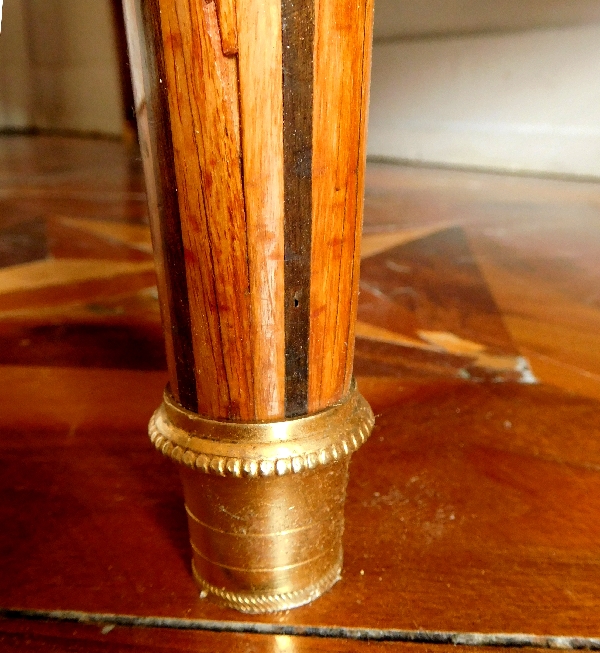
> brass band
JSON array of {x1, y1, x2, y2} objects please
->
[
  {"x1": 191, "y1": 553, "x2": 343, "y2": 613},
  {"x1": 149, "y1": 379, "x2": 374, "y2": 477}
]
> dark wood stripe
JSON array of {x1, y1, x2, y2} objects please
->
[
  {"x1": 282, "y1": 0, "x2": 314, "y2": 417},
  {"x1": 138, "y1": 0, "x2": 198, "y2": 412}
]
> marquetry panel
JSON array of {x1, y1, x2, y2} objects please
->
[{"x1": 3, "y1": 136, "x2": 600, "y2": 645}]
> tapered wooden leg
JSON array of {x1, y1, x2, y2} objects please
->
[{"x1": 122, "y1": 0, "x2": 374, "y2": 612}]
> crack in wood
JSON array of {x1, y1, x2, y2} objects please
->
[{"x1": 2, "y1": 608, "x2": 599, "y2": 649}]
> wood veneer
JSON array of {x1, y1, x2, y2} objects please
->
[
  {"x1": 309, "y1": 0, "x2": 374, "y2": 412},
  {"x1": 124, "y1": 0, "x2": 373, "y2": 419},
  {"x1": 2, "y1": 365, "x2": 600, "y2": 636},
  {"x1": 123, "y1": 0, "x2": 198, "y2": 411},
  {"x1": 281, "y1": 0, "x2": 314, "y2": 416}
]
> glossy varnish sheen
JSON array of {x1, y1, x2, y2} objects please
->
[
  {"x1": 236, "y1": 0, "x2": 286, "y2": 419},
  {"x1": 156, "y1": 0, "x2": 257, "y2": 420},
  {"x1": 3, "y1": 365, "x2": 600, "y2": 635}
]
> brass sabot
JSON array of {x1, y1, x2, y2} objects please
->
[{"x1": 148, "y1": 380, "x2": 375, "y2": 612}]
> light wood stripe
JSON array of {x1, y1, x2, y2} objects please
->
[
  {"x1": 342, "y1": 0, "x2": 375, "y2": 396},
  {"x1": 128, "y1": 0, "x2": 373, "y2": 419},
  {"x1": 157, "y1": 0, "x2": 254, "y2": 419},
  {"x1": 237, "y1": 0, "x2": 286, "y2": 419},
  {"x1": 308, "y1": 0, "x2": 374, "y2": 412}
]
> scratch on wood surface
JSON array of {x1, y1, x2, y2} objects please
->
[{"x1": 356, "y1": 324, "x2": 538, "y2": 383}]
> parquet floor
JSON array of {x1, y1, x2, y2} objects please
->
[{"x1": 1, "y1": 135, "x2": 600, "y2": 651}]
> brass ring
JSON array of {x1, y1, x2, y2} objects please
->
[
  {"x1": 191, "y1": 554, "x2": 343, "y2": 613},
  {"x1": 148, "y1": 379, "x2": 374, "y2": 478}
]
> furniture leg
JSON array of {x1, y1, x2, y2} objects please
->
[{"x1": 122, "y1": 0, "x2": 374, "y2": 613}]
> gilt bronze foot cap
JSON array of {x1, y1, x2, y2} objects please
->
[{"x1": 148, "y1": 380, "x2": 374, "y2": 613}]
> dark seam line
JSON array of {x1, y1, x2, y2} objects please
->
[
  {"x1": 281, "y1": 0, "x2": 314, "y2": 418},
  {"x1": 1, "y1": 608, "x2": 599, "y2": 649},
  {"x1": 235, "y1": 48, "x2": 254, "y2": 418},
  {"x1": 144, "y1": 0, "x2": 198, "y2": 411}
]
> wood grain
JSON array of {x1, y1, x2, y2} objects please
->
[
  {"x1": 53, "y1": 217, "x2": 153, "y2": 253},
  {"x1": 0, "y1": 259, "x2": 156, "y2": 312},
  {"x1": 236, "y1": 0, "x2": 286, "y2": 419},
  {"x1": 156, "y1": 0, "x2": 255, "y2": 419},
  {"x1": 5, "y1": 135, "x2": 600, "y2": 646},
  {"x1": 130, "y1": 0, "x2": 289, "y2": 420},
  {"x1": 345, "y1": 0, "x2": 374, "y2": 404},
  {"x1": 308, "y1": 0, "x2": 374, "y2": 412},
  {"x1": 46, "y1": 219, "x2": 151, "y2": 261},
  {"x1": 126, "y1": 0, "x2": 376, "y2": 420},
  {"x1": 214, "y1": 0, "x2": 238, "y2": 55},
  {"x1": 3, "y1": 364, "x2": 600, "y2": 636},
  {"x1": 123, "y1": 0, "x2": 198, "y2": 410}
]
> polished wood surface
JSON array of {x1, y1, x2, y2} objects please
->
[
  {"x1": 124, "y1": 0, "x2": 375, "y2": 607},
  {"x1": 1, "y1": 621, "x2": 556, "y2": 653},
  {"x1": 123, "y1": 0, "x2": 198, "y2": 410},
  {"x1": 3, "y1": 364, "x2": 600, "y2": 636},
  {"x1": 2, "y1": 135, "x2": 600, "y2": 647},
  {"x1": 124, "y1": 0, "x2": 373, "y2": 419},
  {"x1": 236, "y1": 0, "x2": 286, "y2": 418},
  {"x1": 309, "y1": 0, "x2": 374, "y2": 413}
]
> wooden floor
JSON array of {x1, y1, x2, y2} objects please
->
[{"x1": 1, "y1": 135, "x2": 600, "y2": 651}]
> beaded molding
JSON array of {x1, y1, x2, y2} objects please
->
[
  {"x1": 148, "y1": 380, "x2": 375, "y2": 478},
  {"x1": 191, "y1": 556, "x2": 342, "y2": 613}
]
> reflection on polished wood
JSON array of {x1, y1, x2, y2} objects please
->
[{"x1": 2, "y1": 135, "x2": 600, "y2": 644}]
